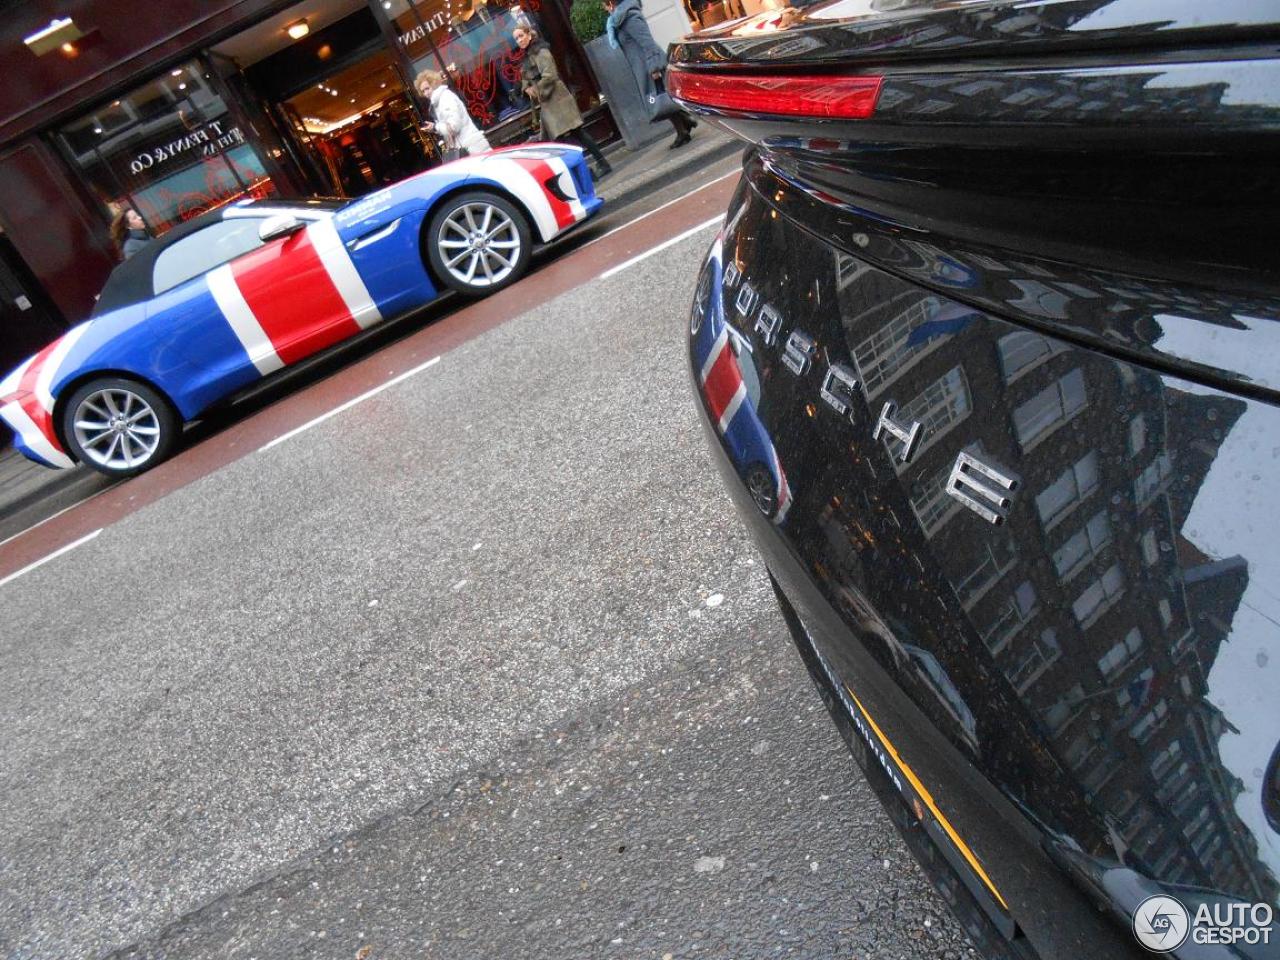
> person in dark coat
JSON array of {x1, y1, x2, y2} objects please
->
[
  {"x1": 603, "y1": 0, "x2": 696, "y2": 148},
  {"x1": 513, "y1": 26, "x2": 612, "y2": 177},
  {"x1": 110, "y1": 208, "x2": 149, "y2": 260}
]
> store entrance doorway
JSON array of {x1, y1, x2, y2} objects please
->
[
  {"x1": 211, "y1": 1, "x2": 441, "y2": 200},
  {"x1": 279, "y1": 47, "x2": 438, "y2": 197}
]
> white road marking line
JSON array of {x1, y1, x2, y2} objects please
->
[
  {"x1": 599, "y1": 216, "x2": 724, "y2": 280},
  {"x1": 584, "y1": 171, "x2": 736, "y2": 251},
  {"x1": 0, "y1": 528, "x2": 102, "y2": 589},
  {"x1": 259, "y1": 355, "x2": 441, "y2": 452}
]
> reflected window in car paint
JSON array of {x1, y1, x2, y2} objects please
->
[
  {"x1": 889, "y1": 365, "x2": 970, "y2": 466},
  {"x1": 1012, "y1": 368, "x2": 1087, "y2": 450},
  {"x1": 953, "y1": 532, "x2": 1016, "y2": 610},
  {"x1": 1097, "y1": 627, "x2": 1144, "y2": 680},
  {"x1": 997, "y1": 330, "x2": 1068, "y2": 384},
  {"x1": 1006, "y1": 627, "x2": 1061, "y2": 695},
  {"x1": 850, "y1": 294, "x2": 948, "y2": 399},
  {"x1": 910, "y1": 457, "x2": 963, "y2": 536},
  {"x1": 980, "y1": 580, "x2": 1038, "y2": 655},
  {"x1": 1035, "y1": 450, "x2": 1099, "y2": 530},
  {"x1": 1134, "y1": 452, "x2": 1174, "y2": 509},
  {"x1": 1071, "y1": 563, "x2": 1124, "y2": 628},
  {"x1": 1052, "y1": 510, "x2": 1112, "y2": 582}
]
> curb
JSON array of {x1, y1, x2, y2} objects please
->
[
  {"x1": 0, "y1": 460, "x2": 100, "y2": 526},
  {"x1": 597, "y1": 138, "x2": 743, "y2": 214}
]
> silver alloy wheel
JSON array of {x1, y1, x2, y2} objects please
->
[
  {"x1": 71, "y1": 387, "x2": 162, "y2": 471},
  {"x1": 438, "y1": 201, "x2": 521, "y2": 288}
]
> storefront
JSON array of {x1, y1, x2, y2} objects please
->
[{"x1": 0, "y1": 0, "x2": 635, "y2": 380}]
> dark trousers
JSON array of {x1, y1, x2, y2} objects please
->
[
  {"x1": 669, "y1": 112, "x2": 693, "y2": 135},
  {"x1": 560, "y1": 127, "x2": 610, "y2": 170}
]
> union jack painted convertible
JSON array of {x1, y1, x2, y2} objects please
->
[{"x1": 0, "y1": 144, "x2": 601, "y2": 477}]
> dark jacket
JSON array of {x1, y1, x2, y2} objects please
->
[
  {"x1": 121, "y1": 229, "x2": 148, "y2": 260},
  {"x1": 520, "y1": 44, "x2": 583, "y2": 138},
  {"x1": 610, "y1": 0, "x2": 667, "y2": 100}
]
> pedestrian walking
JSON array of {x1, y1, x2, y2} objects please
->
[
  {"x1": 513, "y1": 26, "x2": 613, "y2": 178},
  {"x1": 109, "y1": 208, "x2": 148, "y2": 260},
  {"x1": 603, "y1": 0, "x2": 696, "y2": 148},
  {"x1": 415, "y1": 69, "x2": 491, "y2": 160}
]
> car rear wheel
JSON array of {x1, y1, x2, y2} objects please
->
[
  {"x1": 61, "y1": 377, "x2": 180, "y2": 478},
  {"x1": 745, "y1": 462, "x2": 779, "y2": 519},
  {"x1": 426, "y1": 191, "x2": 531, "y2": 296}
]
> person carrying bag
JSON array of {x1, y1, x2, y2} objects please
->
[
  {"x1": 415, "y1": 70, "x2": 491, "y2": 160},
  {"x1": 513, "y1": 26, "x2": 613, "y2": 178},
  {"x1": 604, "y1": 0, "x2": 696, "y2": 147}
]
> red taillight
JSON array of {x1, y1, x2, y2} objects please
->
[{"x1": 667, "y1": 69, "x2": 882, "y2": 119}]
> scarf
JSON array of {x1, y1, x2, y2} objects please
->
[{"x1": 606, "y1": 11, "x2": 619, "y2": 49}]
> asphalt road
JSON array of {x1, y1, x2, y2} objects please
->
[{"x1": 0, "y1": 180, "x2": 978, "y2": 959}]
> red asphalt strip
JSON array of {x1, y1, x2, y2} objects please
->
[{"x1": 0, "y1": 176, "x2": 736, "y2": 580}]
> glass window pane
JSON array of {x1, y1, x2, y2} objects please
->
[
  {"x1": 58, "y1": 61, "x2": 277, "y2": 238},
  {"x1": 1074, "y1": 451, "x2": 1100, "y2": 495},
  {"x1": 1014, "y1": 580, "x2": 1037, "y2": 615},
  {"x1": 997, "y1": 330, "x2": 1049, "y2": 381},
  {"x1": 1129, "y1": 414, "x2": 1147, "y2": 456},
  {"x1": 1086, "y1": 511, "x2": 1111, "y2": 549},
  {"x1": 1053, "y1": 530, "x2": 1088, "y2": 576},
  {"x1": 1102, "y1": 564, "x2": 1124, "y2": 596}
]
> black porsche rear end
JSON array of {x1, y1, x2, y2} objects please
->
[{"x1": 673, "y1": 2, "x2": 1280, "y2": 956}]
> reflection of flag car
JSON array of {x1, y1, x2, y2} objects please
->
[
  {"x1": 0, "y1": 144, "x2": 601, "y2": 478},
  {"x1": 690, "y1": 236, "x2": 793, "y2": 524},
  {"x1": 904, "y1": 300, "x2": 981, "y2": 347}
]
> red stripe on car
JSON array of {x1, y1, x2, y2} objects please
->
[{"x1": 231, "y1": 231, "x2": 361, "y2": 366}]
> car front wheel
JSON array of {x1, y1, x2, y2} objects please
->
[
  {"x1": 60, "y1": 377, "x2": 180, "y2": 477},
  {"x1": 426, "y1": 191, "x2": 532, "y2": 296}
]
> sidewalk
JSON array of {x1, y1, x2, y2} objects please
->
[
  {"x1": 0, "y1": 126, "x2": 743, "y2": 537},
  {"x1": 594, "y1": 122, "x2": 740, "y2": 211}
]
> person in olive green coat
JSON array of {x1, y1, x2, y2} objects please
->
[{"x1": 514, "y1": 26, "x2": 612, "y2": 177}]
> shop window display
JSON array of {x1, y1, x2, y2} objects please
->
[
  {"x1": 381, "y1": 0, "x2": 597, "y2": 133},
  {"x1": 59, "y1": 61, "x2": 277, "y2": 235}
]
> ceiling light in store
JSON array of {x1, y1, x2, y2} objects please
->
[
  {"x1": 178, "y1": 82, "x2": 187, "y2": 90},
  {"x1": 93, "y1": 127, "x2": 103, "y2": 134},
  {"x1": 317, "y1": 43, "x2": 332, "y2": 60},
  {"x1": 380, "y1": 83, "x2": 387, "y2": 89},
  {"x1": 171, "y1": 69, "x2": 182, "y2": 76},
  {"x1": 60, "y1": 42, "x2": 77, "y2": 56},
  {"x1": 287, "y1": 19, "x2": 310, "y2": 40},
  {"x1": 23, "y1": 17, "x2": 83, "y2": 56}
]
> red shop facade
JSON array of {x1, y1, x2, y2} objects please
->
[{"x1": 0, "y1": 0, "x2": 613, "y2": 377}]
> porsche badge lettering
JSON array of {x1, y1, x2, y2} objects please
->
[{"x1": 719, "y1": 261, "x2": 1017, "y2": 523}]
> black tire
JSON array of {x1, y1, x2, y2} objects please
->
[
  {"x1": 60, "y1": 376, "x2": 181, "y2": 478},
  {"x1": 744, "y1": 462, "x2": 779, "y2": 519},
  {"x1": 426, "y1": 190, "x2": 532, "y2": 297}
]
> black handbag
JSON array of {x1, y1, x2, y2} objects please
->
[{"x1": 646, "y1": 74, "x2": 681, "y2": 122}]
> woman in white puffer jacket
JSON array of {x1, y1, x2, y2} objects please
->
[{"x1": 415, "y1": 70, "x2": 491, "y2": 158}]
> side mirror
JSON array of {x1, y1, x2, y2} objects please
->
[{"x1": 259, "y1": 214, "x2": 306, "y2": 243}]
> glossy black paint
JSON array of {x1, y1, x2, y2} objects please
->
[
  {"x1": 675, "y1": 2, "x2": 1280, "y2": 957},
  {"x1": 670, "y1": 0, "x2": 1280, "y2": 69}
]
